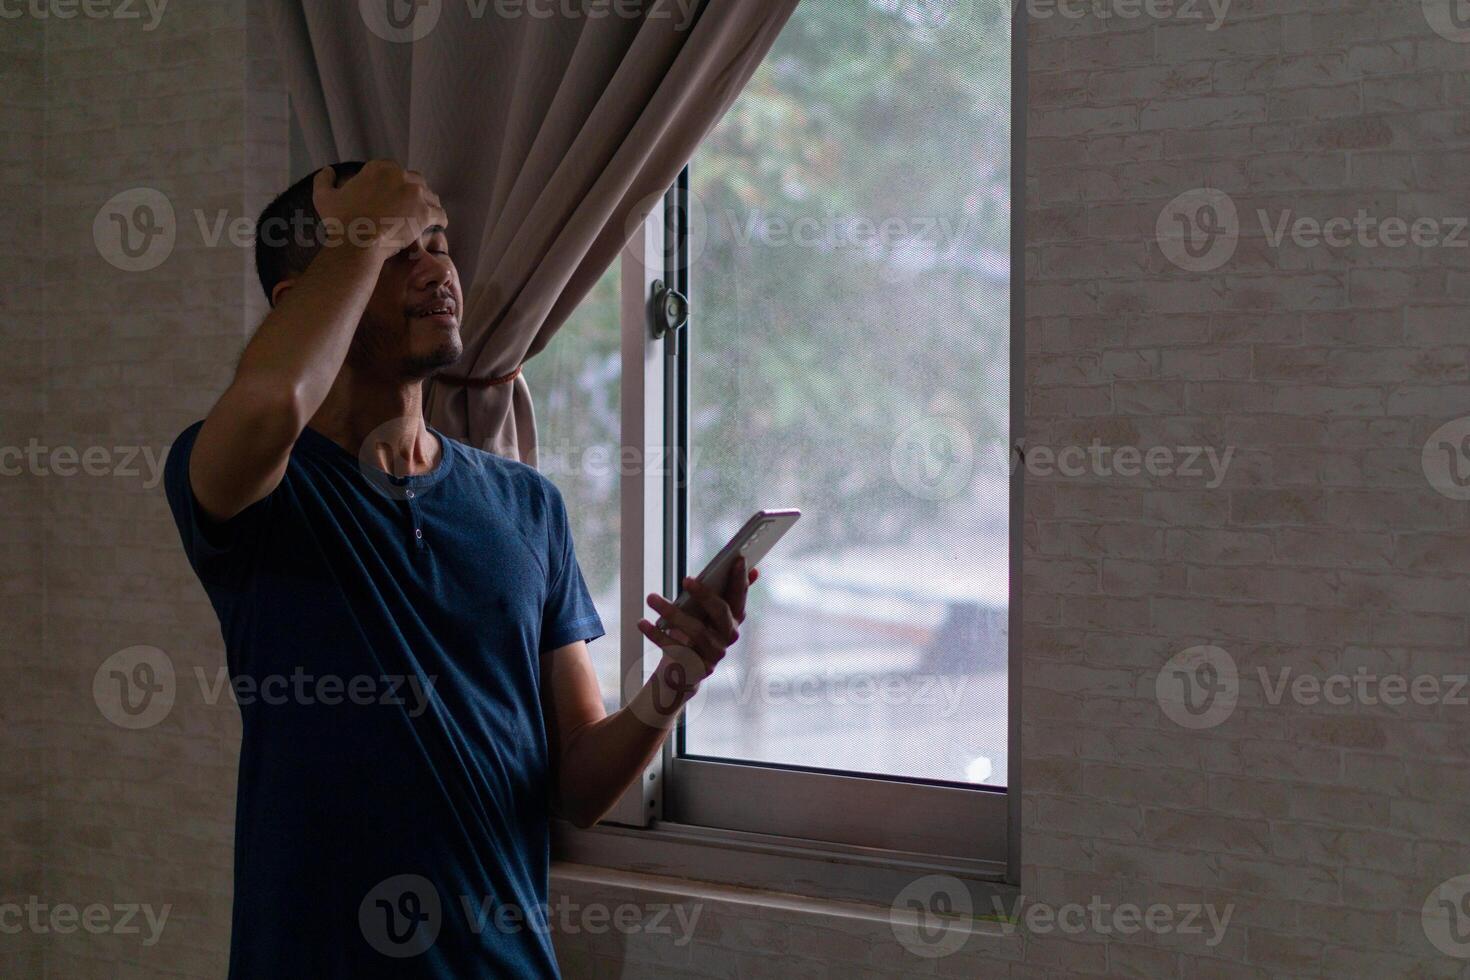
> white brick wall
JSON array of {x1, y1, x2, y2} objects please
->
[
  {"x1": 555, "y1": 2, "x2": 1470, "y2": 977},
  {"x1": 1, "y1": 11, "x2": 46, "y2": 980},
  {"x1": 5, "y1": 0, "x2": 1469, "y2": 977},
  {"x1": 4, "y1": 2, "x2": 285, "y2": 976}
]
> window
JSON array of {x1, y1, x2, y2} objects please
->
[
  {"x1": 556, "y1": 0, "x2": 1020, "y2": 902},
  {"x1": 522, "y1": 263, "x2": 623, "y2": 715}
]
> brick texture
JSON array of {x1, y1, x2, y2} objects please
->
[
  {"x1": 1, "y1": 10, "x2": 47, "y2": 980},
  {"x1": 5, "y1": 0, "x2": 1469, "y2": 978}
]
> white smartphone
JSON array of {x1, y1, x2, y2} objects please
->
[{"x1": 657, "y1": 509, "x2": 801, "y2": 627}]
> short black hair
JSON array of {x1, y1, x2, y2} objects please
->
[{"x1": 254, "y1": 161, "x2": 367, "y2": 303}]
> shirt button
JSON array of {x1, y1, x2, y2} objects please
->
[
  {"x1": 406, "y1": 489, "x2": 415, "y2": 499},
  {"x1": 414, "y1": 529, "x2": 423, "y2": 540}
]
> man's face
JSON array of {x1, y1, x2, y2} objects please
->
[{"x1": 350, "y1": 222, "x2": 465, "y2": 381}]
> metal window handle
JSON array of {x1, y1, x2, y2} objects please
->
[{"x1": 651, "y1": 280, "x2": 690, "y2": 339}]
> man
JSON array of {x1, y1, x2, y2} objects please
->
[{"x1": 165, "y1": 160, "x2": 751, "y2": 977}]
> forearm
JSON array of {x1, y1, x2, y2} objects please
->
[
  {"x1": 554, "y1": 655, "x2": 697, "y2": 828},
  {"x1": 235, "y1": 242, "x2": 387, "y2": 420}
]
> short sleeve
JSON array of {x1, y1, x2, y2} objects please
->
[
  {"x1": 164, "y1": 420, "x2": 277, "y2": 584},
  {"x1": 539, "y1": 479, "x2": 606, "y2": 654}
]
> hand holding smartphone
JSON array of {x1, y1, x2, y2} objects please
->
[{"x1": 655, "y1": 509, "x2": 800, "y2": 629}]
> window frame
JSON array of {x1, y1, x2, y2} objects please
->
[{"x1": 554, "y1": 4, "x2": 1026, "y2": 903}]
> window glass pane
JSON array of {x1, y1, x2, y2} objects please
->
[
  {"x1": 523, "y1": 261, "x2": 622, "y2": 712},
  {"x1": 685, "y1": 1, "x2": 1011, "y2": 786}
]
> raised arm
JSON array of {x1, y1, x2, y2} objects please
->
[{"x1": 189, "y1": 162, "x2": 446, "y2": 522}]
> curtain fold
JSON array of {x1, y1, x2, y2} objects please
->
[{"x1": 266, "y1": 0, "x2": 799, "y2": 464}]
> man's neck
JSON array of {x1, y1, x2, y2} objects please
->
[{"x1": 308, "y1": 371, "x2": 441, "y2": 478}]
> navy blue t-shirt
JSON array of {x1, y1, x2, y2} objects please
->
[{"x1": 164, "y1": 421, "x2": 604, "y2": 978}]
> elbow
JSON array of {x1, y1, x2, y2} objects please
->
[
  {"x1": 228, "y1": 374, "x2": 311, "y2": 443},
  {"x1": 555, "y1": 785, "x2": 611, "y2": 830},
  {"x1": 561, "y1": 798, "x2": 607, "y2": 830}
]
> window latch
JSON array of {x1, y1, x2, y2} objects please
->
[{"x1": 651, "y1": 280, "x2": 690, "y2": 339}]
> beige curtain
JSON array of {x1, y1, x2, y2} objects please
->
[{"x1": 267, "y1": 0, "x2": 798, "y2": 463}]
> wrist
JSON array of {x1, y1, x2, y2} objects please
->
[
  {"x1": 311, "y1": 211, "x2": 404, "y2": 259},
  {"x1": 311, "y1": 232, "x2": 390, "y2": 273},
  {"x1": 628, "y1": 649, "x2": 710, "y2": 731}
]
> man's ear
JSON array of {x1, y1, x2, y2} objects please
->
[{"x1": 270, "y1": 279, "x2": 294, "y2": 309}]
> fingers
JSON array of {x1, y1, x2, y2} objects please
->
[
  {"x1": 646, "y1": 594, "x2": 713, "y2": 644},
  {"x1": 727, "y1": 556, "x2": 752, "y2": 622},
  {"x1": 645, "y1": 594, "x2": 728, "y2": 664},
  {"x1": 636, "y1": 618, "x2": 681, "y2": 650},
  {"x1": 682, "y1": 575, "x2": 739, "y2": 642}
]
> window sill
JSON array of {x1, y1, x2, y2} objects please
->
[
  {"x1": 550, "y1": 860, "x2": 1020, "y2": 946},
  {"x1": 552, "y1": 818, "x2": 1015, "y2": 915}
]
